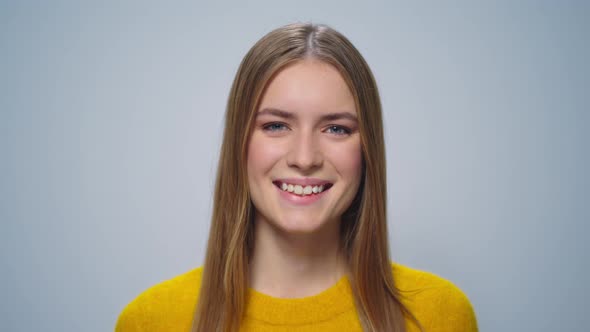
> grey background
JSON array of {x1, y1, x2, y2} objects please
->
[{"x1": 1, "y1": 1, "x2": 588, "y2": 331}]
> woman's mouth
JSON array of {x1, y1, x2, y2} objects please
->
[{"x1": 272, "y1": 180, "x2": 333, "y2": 197}]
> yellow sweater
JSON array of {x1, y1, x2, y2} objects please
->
[{"x1": 116, "y1": 263, "x2": 478, "y2": 331}]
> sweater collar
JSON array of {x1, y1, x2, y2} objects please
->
[{"x1": 244, "y1": 275, "x2": 356, "y2": 325}]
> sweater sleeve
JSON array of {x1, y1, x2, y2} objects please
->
[
  {"x1": 113, "y1": 267, "x2": 203, "y2": 332},
  {"x1": 393, "y1": 264, "x2": 478, "y2": 332},
  {"x1": 448, "y1": 288, "x2": 478, "y2": 331},
  {"x1": 115, "y1": 298, "x2": 145, "y2": 332},
  {"x1": 426, "y1": 281, "x2": 478, "y2": 332}
]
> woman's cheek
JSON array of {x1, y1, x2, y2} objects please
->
[
  {"x1": 325, "y1": 139, "x2": 363, "y2": 176},
  {"x1": 248, "y1": 135, "x2": 285, "y2": 174}
]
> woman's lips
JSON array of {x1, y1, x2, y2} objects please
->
[
  {"x1": 276, "y1": 187, "x2": 326, "y2": 205},
  {"x1": 272, "y1": 180, "x2": 333, "y2": 196},
  {"x1": 273, "y1": 181, "x2": 332, "y2": 205}
]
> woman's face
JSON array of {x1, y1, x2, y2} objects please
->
[{"x1": 247, "y1": 59, "x2": 363, "y2": 234}]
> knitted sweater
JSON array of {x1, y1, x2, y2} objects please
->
[{"x1": 116, "y1": 263, "x2": 478, "y2": 331}]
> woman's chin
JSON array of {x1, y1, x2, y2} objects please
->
[{"x1": 270, "y1": 216, "x2": 338, "y2": 236}]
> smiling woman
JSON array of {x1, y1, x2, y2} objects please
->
[
  {"x1": 115, "y1": 23, "x2": 478, "y2": 332},
  {"x1": 248, "y1": 60, "x2": 363, "y2": 236}
]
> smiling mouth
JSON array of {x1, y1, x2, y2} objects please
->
[{"x1": 272, "y1": 181, "x2": 333, "y2": 196}]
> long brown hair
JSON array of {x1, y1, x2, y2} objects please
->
[{"x1": 192, "y1": 22, "x2": 419, "y2": 332}]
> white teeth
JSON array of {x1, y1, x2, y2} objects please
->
[{"x1": 278, "y1": 182, "x2": 328, "y2": 196}]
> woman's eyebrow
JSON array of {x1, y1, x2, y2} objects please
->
[
  {"x1": 257, "y1": 108, "x2": 295, "y2": 119},
  {"x1": 257, "y1": 108, "x2": 358, "y2": 122},
  {"x1": 321, "y1": 112, "x2": 358, "y2": 123}
]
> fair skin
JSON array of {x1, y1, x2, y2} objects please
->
[{"x1": 247, "y1": 59, "x2": 363, "y2": 298}]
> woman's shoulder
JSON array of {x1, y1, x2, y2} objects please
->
[
  {"x1": 115, "y1": 266, "x2": 204, "y2": 331},
  {"x1": 391, "y1": 262, "x2": 478, "y2": 331}
]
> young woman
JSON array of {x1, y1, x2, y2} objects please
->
[{"x1": 116, "y1": 23, "x2": 478, "y2": 332}]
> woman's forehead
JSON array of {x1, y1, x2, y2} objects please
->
[{"x1": 257, "y1": 60, "x2": 357, "y2": 117}]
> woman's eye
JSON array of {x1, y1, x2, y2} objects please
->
[
  {"x1": 262, "y1": 122, "x2": 288, "y2": 132},
  {"x1": 325, "y1": 125, "x2": 351, "y2": 136}
]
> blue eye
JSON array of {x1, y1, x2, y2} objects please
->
[
  {"x1": 263, "y1": 122, "x2": 288, "y2": 132},
  {"x1": 325, "y1": 125, "x2": 351, "y2": 136}
]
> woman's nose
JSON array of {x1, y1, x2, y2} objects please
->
[{"x1": 285, "y1": 131, "x2": 323, "y2": 171}]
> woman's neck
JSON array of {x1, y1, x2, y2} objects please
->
[{"x1": 249, "y1": 217, "x2": 348, "y2": 298}]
